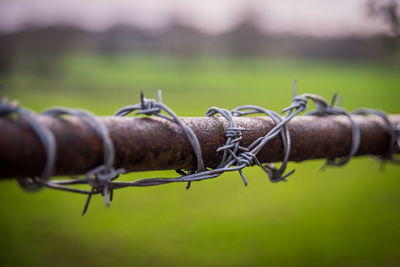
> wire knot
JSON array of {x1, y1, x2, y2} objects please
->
[
  {"x1": 282, "y1": 95, "x2": 308, "y2": 114},
  {"x1": 262, "y1": 163, "x2": 295, "y2": 183},
  {"x1": 86, "y1": 165, "x2": 125, "y2": 186},
  {"x1": 236, "y1": 151, "x2": 258, "y2": 167},
  {"x1": 293, "y1": 95, "x2": 308, "y2": 110},
  {"x1": 225, "y1": 126, "x2": 244, "y2": 139},
  {"x1": 138, "y1": 97, "x2": 161, "y2": 116}
]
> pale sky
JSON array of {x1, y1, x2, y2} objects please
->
[{"x1": 0, "y1": 0, "x2": 391, "y2": 37}]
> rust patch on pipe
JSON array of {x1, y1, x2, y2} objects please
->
[{"x1": 0, "y1": 114, "x2": 398, "y2": 179}]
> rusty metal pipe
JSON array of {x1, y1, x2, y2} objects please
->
[{"x1": 0, "y1": 114, "x2": 399, "y2": 179}]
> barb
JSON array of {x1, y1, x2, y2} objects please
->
[
  {"x1": 39, "y1": 107, "x2": 125, "y2": 215},
  {"x1": 231, "y1": 105, "x2": 294, "y2": 182},
  {"x1": 206, "y1": 107, "x2": 249, "y2": 185},
  {"x1": 114, "y1": 90, "x2": 204, "y2": 190},
  {"x1": 283, "y1": 82, "x2": 361, "y2": 168},
  {"x1": 353, "y1": 108, "x2": 400, "y2": 164},
  {"x1": 306, "y1": 93, "x2": 361, "y2": 168}
]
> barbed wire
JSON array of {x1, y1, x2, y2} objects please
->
[
  {"x1": 1, "y1": 82, "x2": 399, "y2": 215},
  {"x1": 0, "y1": 90, "x2": 56, "y2": 192},
  {"x1": 231, "y1": 105, "x2": 294, "y2": 183},
  {"x1": 114, "y1": 90, "x2": 205, "y2": 190},
  {"x1": 353, "y1": 108, "x2": 400, "y2": 164},
  {"x1": 39, "y1": 107, "x2": 125, "y2": 215}
]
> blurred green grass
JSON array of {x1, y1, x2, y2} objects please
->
[{"x1": 1, "y1": 55, "x2": 400, "y2": 266}]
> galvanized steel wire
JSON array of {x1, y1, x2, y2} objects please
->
[{"x1": 1, "y1": 82, "x2": 399, "y2": 214}]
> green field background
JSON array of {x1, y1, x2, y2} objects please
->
[{"x1": 1, "y1": 55, "x2": 400, "y2": 266}]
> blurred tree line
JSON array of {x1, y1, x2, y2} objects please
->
[
  {"x1": 368, "y1": 0, "x2": 399, "y2": 36},
  {"x1": 0, "y1": 0, "x2": 399, "y2": 77}
]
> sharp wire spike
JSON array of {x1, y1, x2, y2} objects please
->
[
  {"x1": 186, "y1": 182, "x2": 191, "y2": 190},
  {"x1": 239, "y1": 170, "x2": 248, "y2": 186},
  {"x1": 82, "y1": 187, "x2": 95, "y2": 216},
  {"x1": 331, "y1": 93, "x2": 338, "y2": 107},
  {"x1": 109, "y1": 187, "x2": 114, "y2": 202},
  {"x1": 103, "y1": 185, "x2": 110, "y2": 207},
  {"x1": 140, "y1": 90, "x2": 145, "y2": 108},
  {"x1": 157, "y1": 90, "x2": 162, "y2": 103},
  {"x1": 292, "y1": 80, "x2": 297, "y2": 99}
]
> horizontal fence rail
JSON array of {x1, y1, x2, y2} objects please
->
[{"x1": 1, "y1": 114, "x2": 399, "y2": 179}]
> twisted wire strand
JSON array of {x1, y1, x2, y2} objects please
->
[
  {"x1": 231, "y1": 105, "x2": 295, "y2": 182},
  {"x1": 108, "y1": 81, "x2": 353, "y2": 188},
  {"x1": 205, "y1": 107, "x2": 249, "y2": 185},
  {"x1": 124, "y1": 81, "x2": 311, "y2": 187},
  {"x1": 0, "y1": 91, "x2": 56, "y2": 191},
  {"x1": 2, "y1": 82, "x2": 397, "y2": 214},
  {"x1": 282, "y1": 81, "x2": 361, "y2": 168},
  {"x1": 306, "y1": 93, "x2": 361, "y2": 167},
  {"x1": 38, "y1": 107, "x2": 125, "y2": 215},
  {"x1": 114, "y1": 90, "x2": 205, "y2": 189},
  {"x1": 353, "y1": 108, "x2": 400, "y2": 163}
]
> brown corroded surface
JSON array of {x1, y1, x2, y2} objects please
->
[{"x1": 0, "y1": 114, "x2": 398, "y2": 178}]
